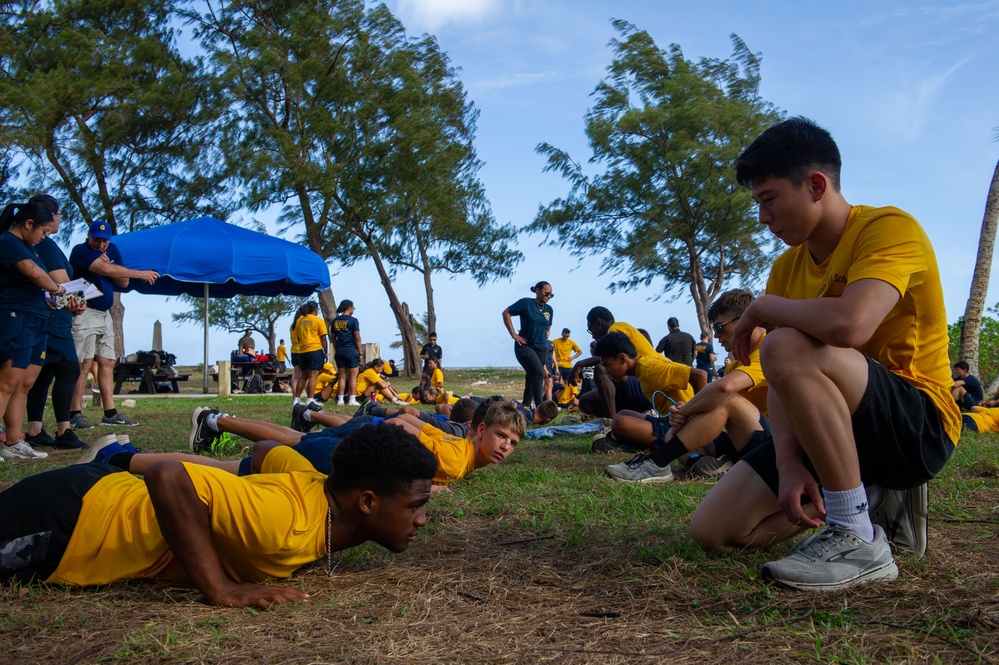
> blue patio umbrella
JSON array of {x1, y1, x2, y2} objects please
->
[{"x1": 113, "y1": 216, "x2": 331, "y2": 392}]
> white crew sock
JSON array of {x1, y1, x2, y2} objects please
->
[
  {"x1": 205, "y1": 412, "x2": 228, "y2": 432},
  {"x1": 823, "y1": 484, "x2": 875, "y2": 541}
]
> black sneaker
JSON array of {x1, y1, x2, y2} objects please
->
[
  {"x1": 590, "y1": 433, "x2": 646, "y2": 454},
  {"x1": 25, "y1": 429, "x2": 56, "y2": 448},
  {"x1": 189, "y1": 407, "x2": 218, "y2": 452},
  {"x1": 290, "y1": 403, "x2": 315, "y2": 433},
  {"x1": 54, "y1": 429, "x2": 89, "y2": 450}
]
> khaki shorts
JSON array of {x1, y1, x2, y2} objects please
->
[{"x1": 72, "y1": 307, "x2": 115, "y2": 360}]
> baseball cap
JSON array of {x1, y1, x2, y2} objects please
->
[{"x1": 89, "y1": 220, "x2": 112, "y2": 240}]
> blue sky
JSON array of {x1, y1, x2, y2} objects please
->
[{"x1": 114, "y1": 0, "x2": 999, "y2": 369}]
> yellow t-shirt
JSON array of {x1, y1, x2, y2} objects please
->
[
  {"x1": 355, "y1": 368, "x2": 382, "y2": 396},
  {"x1": 294, "y1": 314, "x2": 328, "y2": 353},
  {"x1": 419, "y1": 425, "x2": 475, "y2": 484},
  {"x1": 429, "y1": 368, "x2": 444, "y2": 388},
  {"x1": 315, "y1": 365, "x2": 338, "y2": 393},
  {"x1": 47, "y1": 447, "x2": 327, "y2": 587},
  {"x1": 965, "y1": 408, "x2": 999, "y2": 434},
  {"x1": 276, "y1": 344, "x2": 287, "y2": 363},
  {"x1": 725, "y1": 332, "x2": 768, "y2": 417},
  {"x1": 289, "y1": 326, "x2": 301, "y2": 355},
  {"x1": 434, "y1": 390, "x2": 458, "y2": 405},
  {"x1": 609, "y1": 321, "x2": 657, "y2": 359},
  {"x1": 766, "y1": 205, "x2": 960, "y2": 444},
  {"x1": 552, "y1": 337, "x2": 582, "y2": 368},
  {"x1": 634, "y1": 355, "x2": 694, "y2": 412},
  {"x1": 556, "y1": 383, "x2": 579, "y2": 405}
]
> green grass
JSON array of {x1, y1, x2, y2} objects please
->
[{"x1": 3, "y1": 371, "x2": 999, "y2": 663}]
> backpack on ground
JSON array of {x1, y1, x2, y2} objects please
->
[{"x1": 244, "y1": 374, "x2": 266, "y2": 394}]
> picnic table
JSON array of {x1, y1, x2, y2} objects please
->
[{"x1": 113, "y1": 362, "x2": 190, "y2": 394}]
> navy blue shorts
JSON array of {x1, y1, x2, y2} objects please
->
[
  {"x1": 290, "y1": 352, "x2": 300, "y2": 368},
  {"x1": 299, "y1": 349, "x2": 326, "y2": 371},
  {"x1": 44, "y1": 333, "x2": 78, "y2": 365},
  {"x1": 0, "y1": 310, "x2": 47, "y2": 368},
  {"x1": 962, "y1": 414, "x2": 978, "y2": 433},
  {"x1": 334, "y1": 351, "x2": 360, "y2": 369},
  {"x1": 742, "y1": 356, "x2": 955, "y2": 493}
]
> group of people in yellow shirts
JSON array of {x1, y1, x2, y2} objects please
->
[{"x1": 0, "y1": 115, "x2": 980, "y2": 607}]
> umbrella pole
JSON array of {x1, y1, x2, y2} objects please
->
[{"x1": 203, "y1": 283, "x2": 210, "y2": 394}]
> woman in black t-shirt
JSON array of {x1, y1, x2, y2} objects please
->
[{"x1": 502, "y1": 281, "x2": 554, "y2": 410}]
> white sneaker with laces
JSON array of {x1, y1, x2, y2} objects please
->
[{"x1": 1, "y1": 440, "x2": 49, "y2": 459}]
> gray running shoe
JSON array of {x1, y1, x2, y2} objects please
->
[
  {"x1": 101, "y1": 412, "x2": 139, "y2": 426},
  {"x1": 869, "y1": 483, "x2": 928, "y2": 559},
  {"x1": 689, "y1": 454, "x2": 734, "y2": 479},
  {"x1": 70, "y1": 413, "x2": 93, "y2": 429},
  {"x1": 605, "y1": 454, "x2": 674, "y2": 483},
  {"x1": 761, "y1": 524, "x2": 898, "y2": 592}
]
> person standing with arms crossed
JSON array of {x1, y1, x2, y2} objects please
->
[
  {"x1": 331, "y1": 299, "x2": 363, "y2": 407},
  {"x1": 502, "y1": 281, "x2": 554, "y2": 411}
]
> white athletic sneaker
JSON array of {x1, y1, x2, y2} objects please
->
[
  {"x1": 869, "y1": 483, "x2": 928, "y2": 559},
  {"x1": 347, "y1": 399, "x2": 360, "y2": 407},
  {"x1": 0, "y1": 440, "x2": 49, "y2": 459},
  {"x1": 761, "y1": 523, "x2": 898, "y2": 592}
]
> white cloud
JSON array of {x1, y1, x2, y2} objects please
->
[{"x1": 395, "y1": 0, "x2": 506, "y2": 31}]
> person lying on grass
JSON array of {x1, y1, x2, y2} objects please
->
[
  {"x1": 91, "y1": 397, "x2": 525, "y2": 490},
  {"x1": 450, "y1": 395, "x2": 559, "y2": 426},
  {"x1": 602, "y1": 289, "x2": 771, "y2": 481},
  {"x1": 0, "y1": 425, "x2": 436, "y2": 608}
]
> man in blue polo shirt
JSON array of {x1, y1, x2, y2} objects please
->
[{"x1": 68, "y1": 221, "x2": 158, "y2": 428}]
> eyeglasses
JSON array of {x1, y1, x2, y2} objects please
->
[
  {"x1": 539, "y1": 291, "x2": 554, "y2": 299},
  {"x1": 711, "y1": 316, "x2": 741, "y2": 334}
]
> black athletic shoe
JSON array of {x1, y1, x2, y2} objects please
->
[
  {"x1": 25, "y1": 428, "x2": 56, "y2": 448},
  {"x1": 189, "y1": 407, "x2": 218, "y2": 452},
  {"x1": 291, "y1": 403, "x2": 316, "y2": 433},
  {"x1": 590, "y1": 433, "x2": 646, "y2": 454},
  {"x1": 53, "y1": 429, "x2": 89, "y2": 450}
]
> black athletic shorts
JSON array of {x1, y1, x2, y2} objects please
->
[
  {"x1": 743, "y1": 356, "x2": 956, "y2": 494},
  {"x1": 0, "y1": 464, "x2": 124, "y2": 583}
]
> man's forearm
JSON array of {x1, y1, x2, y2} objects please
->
[{"x1": 144, "y1": 462, "x2": 232, "y2": 601}]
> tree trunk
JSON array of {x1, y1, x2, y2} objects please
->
[
  {"x1": 110, "y1": 293, "x2": 125, "y2": 358},
  {"x1": 296, "y1": 185, "x2": 337, "y2": 322},
  {"x1": 317, "y1": 287, "x2": 337, "y2": 325},
  {"x1": 366, "y1": 243, "x2": 419, "y2": 375},
  {"x1": 415, "y1": 223, "x2": 437, "y2": 334},
  {"x1": 960, "y1": 157, "x2": 999, "y2": 377}
]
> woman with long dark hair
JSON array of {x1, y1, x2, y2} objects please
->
[
  {"x1": 17, "y1": 195, "x2": 88, "y2": 450},
  {"x1": 502, "y1": 280, "x2": 554, "y2": 410},
  {"x1": 0, "y1": 197, "x2": 66, "y2": 461}
]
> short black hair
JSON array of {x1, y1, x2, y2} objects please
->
[
  {"x1": 592, "y1": 331, "x2": 637, "y2": 359},
  {"x1": 586, "y1": 306, "x2": 614, "y2": 324},
  {"x1": 667, "y1": 317, "x2": 679, "y2": 329},
  {"x1": 954, "y1": 360, "x2": 970, "y2": 372},
  {"x1": 327, "y1": 424, "x2": 437, "y2": 495},
  {"x1": 561, "y1": 328, "x2": 570, "y2": 335},
  {"x1": 735, "y1": 116, "x2": 842, "y2": 191}
]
